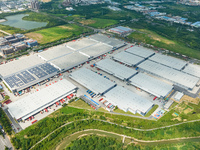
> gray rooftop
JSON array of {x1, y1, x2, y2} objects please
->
[
  {"x1": 49, "y1": 52, "x2": 89, "y2": 71},
  {"x1": 149, "y1": 53, "x2": 187, "y2": 70},
  {"x1": 0, "y1": 55, "x2": 45, "y2": 78},
  {"x1": 89, "y1": 34, "x2": 125, "y2": 48},
  {"x1": 104, "y1": 86, "x2": 154, "y2": 113},
  {"x1": 69, "y1": 68, "x2": 116, "y2": 94},
  {"x1": 96, "y1": 59, "x2": 137, "y2": 80},
  {"x1": 125, "y1": 46, "x2": 155, "y2": 58},
  {"x1": 182, "y1": 64, "x2": 200, "y2": 78},
  {"x1": 38, "y1": 44, "x2": 73, "y2": 61},
  {"x1": 112, "y1": 51, "x2": 144, "y2": 66},
  {"x1": 129, "y1": 73, "x2": 173, "y2": 97},
  {"x1": 8, "y1": 79, "x2": 76, "y2": 120},
  {"x1": 66, "y1": 38, "x2": 98, "y2": 51},
  {"x1": 79, "y1": 43, "x2": 112, "y2": 58},
  {"x1": 138, "y1": 60, "x2": 199, "y2": 89}
]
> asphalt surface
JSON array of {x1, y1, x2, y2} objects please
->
[{"x1": 0, "y1": 134, "x2": 13, "y2": 150}]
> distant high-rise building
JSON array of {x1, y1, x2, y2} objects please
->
[{"x1": 31, "y1": 0, "x2": 39, "y2": 10}]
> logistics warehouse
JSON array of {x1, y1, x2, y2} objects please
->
[
  {"x1": 7, "y1": 79, "x2": 77, "y2": 121},
  {"x1": 0, "y1": 34, "x2": 125, "y2": 94}
]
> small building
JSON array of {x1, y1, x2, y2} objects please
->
[
  {"x1": 164, "y1": 99, "x2": 174, "y2": 110},
  {"x1": 174, "y1": 92, "x2": 184, "y2": 102},
  {"x1": 8, "y1": 38, "x2": 20, "y2": 44},
  {"x1": 26, "y1": 39, "x2": 38, "y2": 47},
  {"x1": 12, "y1": 42, "x2": 27, "y2": 51},
  {"x1": 4, "y1": 35, "x2": 15, "y2": 41},
  {"x1": 109, "y1": 26, "x2": 133, "y2": 36},
  {"x1": 0, "y1": 45, "x2": 14, "y2": 55},
  {"x1": 14, "y1": 33, "x2": 25, "y2": 41},
  {"x1": 0, "y1": 37, "x2": 8, "y2": 46}
]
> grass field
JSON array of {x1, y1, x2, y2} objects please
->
[
  {"x1": 0, "y1": 24, "x2": 23, "y2": 34},
  {"x1": 56, "y1": 130, "x2": 123, "y2": 150},
  {"x1": 145, "y1": 105, "x2": 159, "y2": 117},
  {"x1": 80, "y1": 18, "x2": 118, "y2": 29},
  {"x1": 25, "y1": 24, "x2": 86, "y2": 44},
  {"x1": 113, "y1": 108, "x2": 142, "y2": 116},
  {"x1": 128, "y1": 29, "x2": 200, "y2": 60},
  {"x1": 68, "y1": 99, "x2": 93, "y2": 110}
]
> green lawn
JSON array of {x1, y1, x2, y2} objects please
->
[
  {"x1": 114, "y1": 108, "x2": 142, "y2": 116},
  {"x1": 87, "y1": 18, "x2": 118, "y2": 29},
  {"x1": 25, "y1": 24, "x2": 86, "y2": 44},
  {"x1": 68, "y1": 99, "x2": 93, "y2": 110},
  {"x1": 145, "y1": 105, "x2": 159, "y2": 117},
  {"x1": 128, "y1": 29, "x2": 200, "y2": 60}
]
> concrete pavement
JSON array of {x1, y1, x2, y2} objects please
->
[{"x1": 0, "y1": 134, "x2": 13, "y2": 150}]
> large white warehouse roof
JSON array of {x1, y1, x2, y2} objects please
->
[
  {"x1": 38, "y1": 44, "x2": 73, "y2": 61},
  {"x1": 125, "y1": 46, "x2": 155, "y2": 58},
  {"x1": 104, "y1": 86, "x2": 154, "y2": 115},
  {"x1": 182, "y1": 64, "x2": 200, "y2": 78},
  {"x1": 0, "y1": 55, "x2": 45, "y2": 77},
  {"x1": 49, "y1": 52, "x2": 89, "y2": 71},
  {"x1": 69, "y1": 68, "x2": 116, "y2": 95},
  {"x1": 149, "y1": 53, "x2": 187, "y2": 70},
  {"x1": 138, "y1": 60, "x2": 199, "y2": 89},
  {"x1": 8, "y1": 79, "x2": 77, "y2": 120},
  {"x1": 96, "y1": 59, "x2": 137, "y2": 80},
  {"x1": 129, "y1": 73, "x2": 173, "y2": 97},
  {"x1": 112, "y1": 51, "x2": 144, "y2": 66}
]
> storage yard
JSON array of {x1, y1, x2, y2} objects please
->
[{"x1": 1, "y1": 33, "x2": 200, "y2": 130}]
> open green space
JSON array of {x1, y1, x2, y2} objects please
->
[
  {"x1": 128, "y1": 29, "x2": 200, "y2": 59},
  {"x1": 11, "y1": 104, "x2": 200, "y2": 150},
  {"x1": 57, "y1": 131, "x2": 123, "y2": 150},
  {"x1": 68, "y1": 99, "x2": 93, "y2": 110},
  {"x1": 0, "y1": 108, "x2": 12, "y2": 135},
  {"x1": 145, "y1": 105, "x2": 159, "y2": 117},
  {"x1": 0, "y1": 24, "x2": 23, "y2": 34},
  {"x1": 113, "y1": 108, "x2": 141, "y2": 116},
  {"x1": 65, "y1": 134, "x2": 200, "y2": 150},
  {"x1": 25, "y1": 24, "x2": 87, "y2": 44},
  {"x1": 81, "y1": 18, "x2": 118, "y2": 29}
]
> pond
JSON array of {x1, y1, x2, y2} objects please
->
[{"x1": 0, "y1": 14, "x2": 48, "y2": 30}]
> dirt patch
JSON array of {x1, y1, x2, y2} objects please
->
[
  {"x1": 172, "y1": 116, "x2": 182, "y2": 121},
  {"x1": 181, "y1": 95, "x2": 200, "y2": 105},
  {"x1": 25, "y1": 32, "x2": 43, "y2": 43},
  {"x1": 59, "y1": 26, "x2": 74, "y2": 30},
  {"x1": 79, "y1": 19, "x2": 96, "y2": 25},
  {"x1": 78, "y1": 133, "x2": 89, "y2": 139},
  {"x1": 42, "y1": 0, "x2": 51, "y2": 2},
  {"x1": 184, "y1": 108, "x2": 193, "y2": 114}
]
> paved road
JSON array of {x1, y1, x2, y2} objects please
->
[
  {"x1": 2, "y1": 107, "x2": 22, "y2": 133},
  {"x1": 0, "y1": 134, "x2": 13, "y2": 150},
  {"x1": 30, "y1": 118, "x2": 200, "y2": 149},
  {"x1": 0, "y1": 30, "x2": 11, "y2": 35}
]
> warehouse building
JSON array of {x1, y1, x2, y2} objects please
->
[
  {"x1": 96, "y1": 59, "x2": 137, "y2": 81},
  {"x1": 125, "y1": 46, "x2": 155, "y2": 59},
  {"x1": 79, "y1": 43, "x2": 112, "y2": 58},
  {"x1": 89, "y1": 34, "x2": 126, "y2": 48},
  {"x1": 0, "y1": 55, "x2": 58, "y2": 93},
  {"x1": 138, "y1": 60, "x2": 199, "y2": 90},
  {"x1": 112, "y1": 51, "x2": 144, "y2": 66},
  {"x1": 104, "y1": 86, "x2": 154, "y2": 116},
  {"x1": 38, "y1": 44, "x2": 73, "y2": 61},
  {"x1": 66, "y1": 38, "x2": 98, "y2": 51},
  {"x1": 69, "y1": 68, "x2": 116, "y2": 95},
  {"x1": 108, "y1": 26, "x2": 133, "y2": 36},
  {"x1": 7, "y1": 79, "x2": 77, "y2": 121},
  {"x1": 182, "y1": 63, "x2": 200, "y2": 78},
  {"x1": 129, "y1": 73, "x2": 173, "y2": 98},
  {"x1": 26, "y1": 39, "x2": 38, "y2": 47},
  {"x1": 49, "y1": 52, "x2": 89, "y2": 72},
  {"x1": 149, "y1": 53, "x2": 187, "y2": 70}
]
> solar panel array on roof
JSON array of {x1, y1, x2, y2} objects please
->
[
  {"x1": 96, "y1": 59, "x2": 137, "y2": 80},
  {"x1": 69, "y1": 68, "x2": 116, "y2": 95},
  {"x1": 129, "y1": 73, "x2": 173, "y2": 97},
  {"x1": 4, "y1": 63, "x2": 58, "y2": 92},
  {"x1": 149, "y1": 53, "x2": 187, "y2": 70},
  {"x1": 112, "y1": 51, "x2": 144, "y2": 66},
  {"x1": 138, "y1": 60, "x2": 199, "y2": 90},
  {"x1": 104, "y1": 86, "x2": 154, "y2": 115},
  {"x1": 125, "y1": 46, "x2": 155, "y2": 58},
  {"x1": 182, "y1": 64, "x2": 200, "y2": 78}
]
